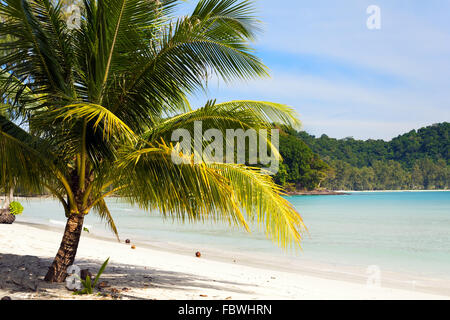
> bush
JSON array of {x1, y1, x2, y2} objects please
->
[{"x1": 9, "y1": 201, "x2": 24, "y2": 215}]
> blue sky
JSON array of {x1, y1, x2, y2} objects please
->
[{"x1": 178, "y1": 0, "x2": 450, "y2": 140}]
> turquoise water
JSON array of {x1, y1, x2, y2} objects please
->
[{"x1": 16, "y1": 191, "x2": 450, "y2": 277}]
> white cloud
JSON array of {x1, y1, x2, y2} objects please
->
[
  {"x1": 198, "y1": 72, "x2": 449, "y2": 139},
  {"x1": 184, "y1": 0, "x2": 450, "y2": 139},
  {"x1": 256, "y1": 0, "x2": 450, "y2": 84}
]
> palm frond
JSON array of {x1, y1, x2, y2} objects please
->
[
  {"x1": 214, "y1": 100, "x2": 301, "y2": 129},
  {"x1": 116, "y1": 142, "x2": 249, "y2": 229},
  {"x1": 104, "y1": 0, "x2": 267, "y2": 122},
  {"x1": 0, "y1": 114, "x2": 62, "y2": 192},
  {"x1": 92, "y1": 198, "x2": 119, "y2": 241},
  {"x1": 192, "y1": 0, "x2": 261, "y2": 40},
  {"x1": 116, "y1": 142, "x2": 306, "y2": 248},
  {"x1": 146, "y1": 100, "x2": 299, "y2": 143},
  {"x1": 0, "y1": 0, "x2": 73, "y2": 96},
  {"x1": 210, "y1": 162, "x2": 306, "y2": 249},
  {"x1": 50, "y1": 103, "x2": 137, "y2": 142}
]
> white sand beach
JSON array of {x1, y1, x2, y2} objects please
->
[{"x1": 1, "y1": 222, "x2": 449, "y2": 300}]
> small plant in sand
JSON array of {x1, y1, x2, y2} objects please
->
[
  {"x1": 73, "y1": 258, "x2": 109, "y2": 295},
  {"x1": 9, "y1": 201, "x2": 24, "y2": 216}
]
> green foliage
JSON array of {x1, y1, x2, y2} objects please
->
[
  {"x1": 297, "y1": 122, "x2": 449, "y2": 168},
  {"x1": 9, "y1": 201, "x2": 23, "y2": 215},
  {"x1": 73, "y1": 258, "x2": 109, "y2": 295},
  {"x1": 274, "y1": 127, "x2": 331, "y2": 190},
  {"x1": 295, "y1": 123, "x2": 449, "y2": 190}
]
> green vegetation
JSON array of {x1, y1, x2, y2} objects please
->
[
  {"x1": 9, "y1": 201, "x2": 23, "y2": 215},
  {"x1": 0, "y1": 0, "x2": 305, "y2": 282},
  {"x1": 278, "y1": 123, "x2": 449, "y2": 191},
  {"x1": 73, "y1": 258, "x2": 109, "y2": 295},
  {"x1": 274, "y1": 127, "x2": 331, "y2": 191},
  {"x1": 297, "y1": 122, "x2": 449, "y2": 168}
]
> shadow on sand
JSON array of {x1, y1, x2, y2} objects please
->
[{"x1": 0, "y1": 253, "x2": 256, "y2": 300}]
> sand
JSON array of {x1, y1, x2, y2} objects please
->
[{"x1": 0, "y1": 222, "x2": 449, "y2": 300}]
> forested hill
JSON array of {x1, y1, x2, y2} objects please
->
[
  {"x1": 296, "y1": 122, "x2": 449, "y2": 168},
  {"x1": 276, "y1": 123, "x2": 449, "y2": 191}
]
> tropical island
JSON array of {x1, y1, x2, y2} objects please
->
[{"x1": 274, "y1": 122, "x2": 449, "y2": 193}]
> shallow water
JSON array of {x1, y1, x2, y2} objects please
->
[{"x1": 16, "y1": 191, "x2": 450, "y2": 278}]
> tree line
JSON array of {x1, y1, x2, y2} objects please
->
[{"x1": 275, "y1": 122, "x2": 449, "y2": 191}]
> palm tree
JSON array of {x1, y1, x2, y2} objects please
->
[{"x1": 0, "y1": 0, "x2": 306, "y2": 283}]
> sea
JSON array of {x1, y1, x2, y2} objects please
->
[{"x1": 15, "y1": 191, "x2": 450, "y2": 282}]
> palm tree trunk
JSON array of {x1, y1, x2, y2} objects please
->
[
  {"x1": 1, "y1": 187, "x2": 14, "y2": 209},
  {"x1": 8, "y1": 187, "x2": 13, "y2": 203},
  {"x1": 44, "y1": 213, "x2": 85, "y2": 282}
]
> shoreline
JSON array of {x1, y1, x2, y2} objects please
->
[
  {"x1": 1, "y1": 221, "x2": 449, "y2": 300},
  {"x1": 285, "y1": 189, "x2": 449, "y2": 196},
  {"x1": 11, "y1": 189, "x2": 449, "y2": 200},
  {"x1": 286, "y1": 190, "x2": 350, "y2": 196},
  {"x1": 342, "y1": 189, "x2": 450, "y2": 193}
]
